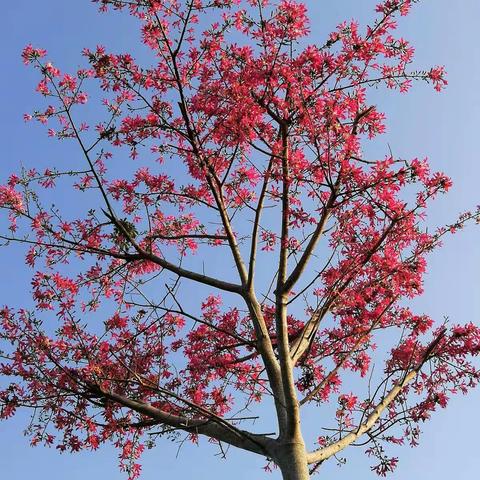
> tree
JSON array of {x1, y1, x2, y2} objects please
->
[{"x1": 1, "y1": 0, "x2": 479, "y2": 479}]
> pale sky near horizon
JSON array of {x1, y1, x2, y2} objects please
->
[{"x1": 1, "y1": 1, "x2": 480, "y2": 479}]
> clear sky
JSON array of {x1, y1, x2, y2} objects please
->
[{"x1": 1, "y1": 1, "x2": 480, "y2": 479}]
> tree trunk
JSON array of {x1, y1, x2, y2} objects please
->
[{"x1": 276, "y1": 441, "x2": 311, "y2": 480}]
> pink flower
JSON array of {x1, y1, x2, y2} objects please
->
[
  {"x1": 21, "y1": 44, "x2": 47, "y2": 64},
  {"x1": 76, "y1": 92, "x2": 88, "y2": 104}
]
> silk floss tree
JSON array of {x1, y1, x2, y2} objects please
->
[{"x1": 1, "y1": 1, "x2": 479, "y2": 479}]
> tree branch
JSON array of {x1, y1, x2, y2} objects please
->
[
  {"x1": 98, "y1": 387, "x2": 274, "y2": 457},
  {"x1": 306, "y1": 328, "x2": 447, "y2": 464}
]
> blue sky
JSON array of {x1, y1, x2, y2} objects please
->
[{"x1": 1, "y1": 1, "x2": 480, "y2": 479}]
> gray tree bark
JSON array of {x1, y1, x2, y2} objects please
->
[{"x1": 274, "y1": 440, "x2": 311, "y2": 480}]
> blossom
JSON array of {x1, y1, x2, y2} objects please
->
[{"x1": 21, "y1": 44, "x2": 47, "y2": 64}]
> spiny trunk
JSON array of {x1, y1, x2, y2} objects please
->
[{"x1": 276, "y1": 441, "x2": 310, "y2": 480}]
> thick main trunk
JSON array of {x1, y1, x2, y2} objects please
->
[{"x1": 276, "y1": 441, "x2": 310, "y2": 480}]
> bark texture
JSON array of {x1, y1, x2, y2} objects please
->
[{"x1": 275, "y1": 439, "x2": 310, "y2": 480}]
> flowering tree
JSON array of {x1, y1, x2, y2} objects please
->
[{"x1": 1, "y1": 1, "x2": 480, "y2": 479}]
